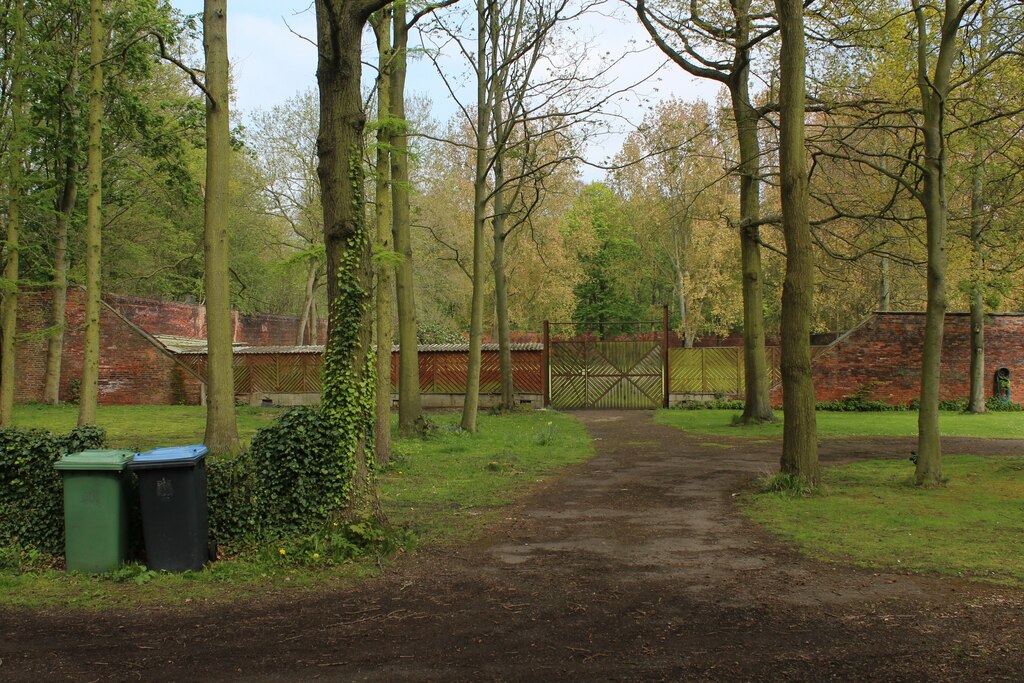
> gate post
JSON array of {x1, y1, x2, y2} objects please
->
[
  {"x1": 542, "y1": 320, "x2": 550, "y2": 408},
  {"x1": 662, "y1": 305, "x2": 670, "y2": 408}
]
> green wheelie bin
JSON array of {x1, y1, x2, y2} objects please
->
[{"x1": 53, "y1": 450, "x2": 136, "y2": 573}]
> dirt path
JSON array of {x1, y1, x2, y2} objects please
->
[{"x1": 2, "y1": 411, "x2": 1023, "y2": 681}]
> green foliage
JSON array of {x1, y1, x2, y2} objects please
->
[
  {"x1": 0, "y1": 411, "x2": 595, "y2": 609},
  {"x1": 938, "y1": 397, "x2": 969, "y2": 412},
  {"x1": 815, "y1": 395, "x2": 908, "y2": 412},
  {"x1": 534, "y1": 420, "x2": 557, "y2": 445},
  {"x1": 248, "y1": 406, "x2": 345, "y2": 536},
  {"x1": 756, "y1": 471, "x2": 813, "y2": 497},
  {"x1": 986, "y1": 395, "x2": 1024, "y2": 412},
  {"x1": 566, "y1": 184, "x2": 650, "y2": 331},
  {"x1": 317, "y1": 146, "x2": 377, "y2": 519},
  {"x1": 207, "y1": 406, "x2": 351, "y2": 545},
  {"x1": 108, "y1": 563, "x2": 158, "y2": 585},
  {"x1": 416, "y1": 319, "x2": 465, "y2": 344},
  {"x1": 271, "y1": 517, "x2": 415, "y2": 568},
  {"x1": 205, "y1": 451, "x2": 262, "y2": 544},
  {"x1": 0, "y1": 425, "x2": 107, "y2": 553},
  {"x1": 673, "y1": 399, "x2": 746, "y2": 410}
]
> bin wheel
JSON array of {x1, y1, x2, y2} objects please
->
[{"x1": 207, "y1": 541, "x2": 218, "y2": 563}]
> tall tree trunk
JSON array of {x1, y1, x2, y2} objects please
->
[
  {"x1": 296, "y1": 261, "x2": 317, "y2": 345},
  {"x1": 730, "y1": 2, "x2": 772, "y2": 424},
  {"x1": 966, "y1": 8, "x2": 989, "y2": 416},
  {"x1": 202, "y1": 0, "x2": 240, "y2": 454},
  {"x1": 492, "y1": 180, "x2": 514, "y2": 410},
  {"x1": 461, "y1": 0, "x2": 493, "y2": 433},
  {"x1": 879, "y1": 254, "x2": 891, "y2": 311},
  {"x1": 912, "y1": 0, "x2": 959, "y2": 486},
  {"x1": 491, "y1": 52, "x2": 514, "y2": 410},
  {"x1": 633, "y1": 0, "x2": 772, "y2": 418},
  {"x1": 373, "y1": 6, "x2": 395, "y2": 464},
  {"x1": 775, "y1": 0, "x2": 818, "y2": 484},
  {"x1": 732, "y1": 86, "x2": 772, "y2": 423},
  {"x1": 44, "y1": 153, "x2": 78, "y2": 405},
  {"x1": 0, "y1": 0, "x2": 25, "y2": 426},
  {"x1": 310, "y1": 288, "x2": 319, "y2": 343},
  {"x1": 78, "y1": 0, "x2": 105, "y2": 426},
  {"x1": 672, "y1": 222, "x2": 692, "y2": 348},
  {"x1": 390, "y1": 3, "x2": 423, "y2": 436},
  {"x1": 315, "y1": 0, "x2": 390, "y2": 519},
  {"x1": 967, "y1": 143, "x2": 986, "y2": 414}
]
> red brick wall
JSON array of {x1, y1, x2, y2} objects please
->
[
  {"x1": 13, "y1": 291, "x2": 325, "y2": 406},
  {"x1": 103, "y1": 293, "x2": 326, "y2": 345},
  {"x1": 773, "y1": 313, "x2": 1024, "y2": 405},
  {"x1": 15, "y1": 290, "x2": 204, "y2": 405}
]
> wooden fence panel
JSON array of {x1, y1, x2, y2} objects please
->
[
  {"x1": 668, "y1": 349, "x2": 702, "y2": 393},
  {"x1": 668, "y1": 347, "x2": 796, "y2": 396},
  {"x1": 181, "y1": 348, "x2": 544, "y2": 397}
]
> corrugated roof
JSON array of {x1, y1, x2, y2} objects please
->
[
  {"x1": 166, "y1": 340, "x2": 543, "y2": 355},
  {"x1": 154, "y1": 335, "x2": 247, "y2": 354}
]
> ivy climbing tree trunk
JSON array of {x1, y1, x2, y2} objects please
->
[
  {"x1": 372, "y1": 6, "x2": 395, "y2": 464},
  {"x1": 775, "y1": 0, "x2": 818, "y2": 485},
  {"x1": 202, "y1": 0, "x2": 240, "y2": 455},
  {"x1": 315, "y1": 0, "x2": 391, "y2": 519},
  {"x1": 78, "y1": 0, "x2": 105, "y2": 426},
  {"x1": 390, "y1": 2, "x2": 423, "y2": 437},
  {"x1": 0, "y1": 0, "x2": 26, "y2": 426}
]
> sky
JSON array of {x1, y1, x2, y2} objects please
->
[{"x1": 168, "y1": 1, "x2": 719, "y2": 181}]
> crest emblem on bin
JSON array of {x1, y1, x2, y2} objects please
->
[{"x1": 156, "y1": 477, "x2": 174, "y2": 501}]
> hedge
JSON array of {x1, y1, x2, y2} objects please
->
[{"x1": 0, "y1": 425, "x2": 107, "y2": 553}]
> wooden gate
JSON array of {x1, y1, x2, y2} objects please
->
[{"x1": 544, "y1": 311, "x2": 669, "y2": 410}]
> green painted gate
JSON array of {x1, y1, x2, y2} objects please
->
[
  {"x1": 543, "y1": 312, "x2": 669, "y2": 410},
  {"x1": 548, "y1": 339, "x2": 665, "y2": 409}
]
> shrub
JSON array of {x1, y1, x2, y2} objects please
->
[
  {"x1": 938, "y1": 397, "x2": 969, "y2": 412},
  {"x1": 0, "y1": 425, "x2": 107, "y2": 553},
  {"x1": 815, "y1": 395, "x2": 906, "y2": 412},
  {"x1": 207, "y1": 406, "x2": 356, "y2": 547},
  {"x1": 673, "y1": 398, "x2": 746, "y2": 410},
  {"x1": 206, "y1": 451, "x2": 262, "y2": 545},
  {"x1": 986, "y1": 396, "x2": 1024, "y2": 412}
]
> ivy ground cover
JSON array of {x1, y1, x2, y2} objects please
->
[{"x1": 0, "y1": 407, "x2": 592, "y2": 609}]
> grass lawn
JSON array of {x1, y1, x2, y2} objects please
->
[
  {"x1": 11, "y1": 403, "x2": 280, "y2": 452},
  {"x1": 655, "y1": 408, "x2": 1024, "y2": 440},
  {"x1": 0, "y1": 407, "x2": 592, "y2": 609},
  {"x1": 743, "y1": 455, "x2": 1024, "y2": 588}
]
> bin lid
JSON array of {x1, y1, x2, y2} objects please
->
[
  {"x1": 54, "y1": 449, "x2": 136, "y2": 471},
  {"x1": 130, "y1": 445, "x2": 209, "y2": 470}
]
